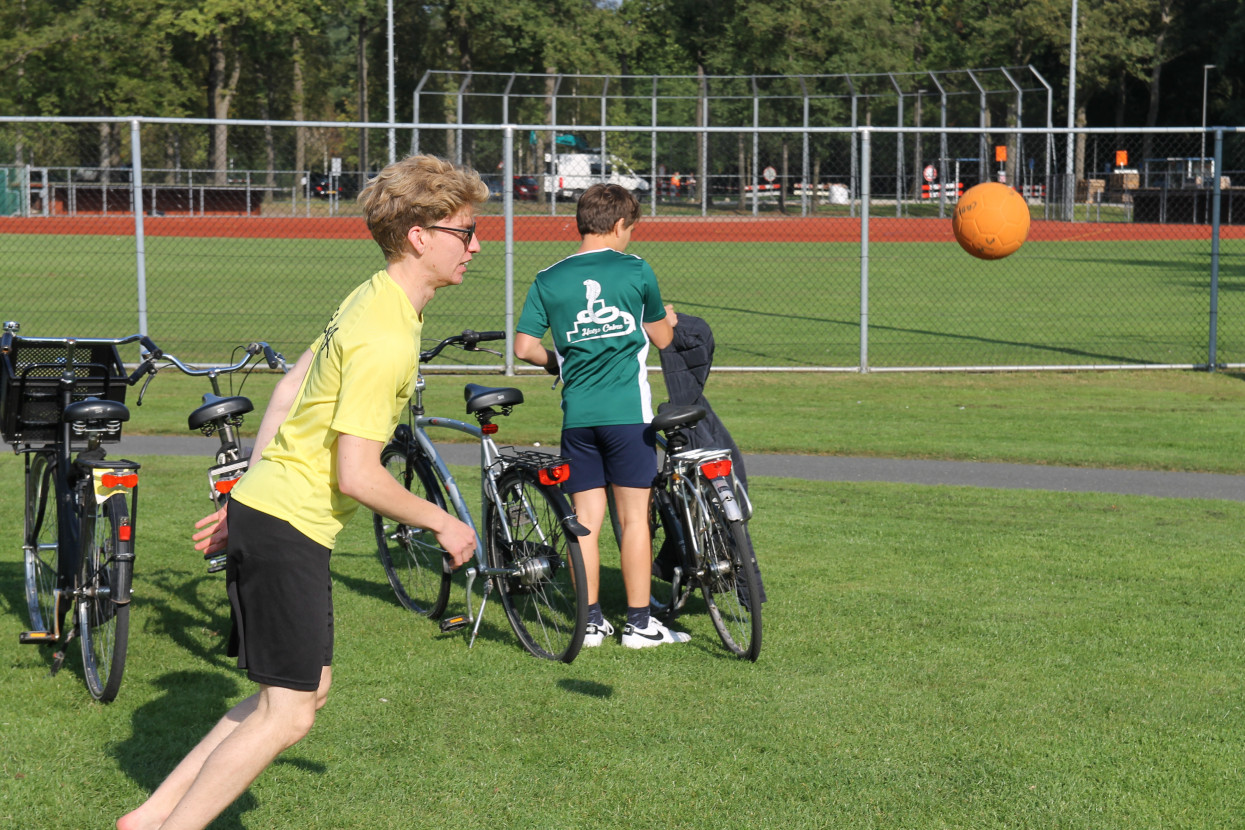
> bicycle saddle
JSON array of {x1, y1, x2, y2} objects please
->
[
  {"x1": 652, "y1": 403, "x2": 705, "y2": 432},
  {"x1": 188, "y1": 394, "x2": 254, "y2": 430},
  {"x1": 64, "y1": 397, "x2": 129, "y2": 423},
  {"x1": 464, "y1": 384, "x2": 524, "y2": 413}
]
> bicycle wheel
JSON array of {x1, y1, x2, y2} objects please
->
[
  {"x1": 695, "y1": 480, "x2": 762, "y2": 661},
  {"x1": 78, "y1": 494, "x2": 130, "y2": 702},
  {"x1": 648, "y1": 487, "x2": 694, "y2": 620},
  {"x1": 24, "y1": 452, "x2": 60, "y2": 635},
  {"x1": 374, "y1": 446, "x2": 453, "y2": 618},
  {"x1": 487, "y1": 468, "x2": 587, "y2": 662}
]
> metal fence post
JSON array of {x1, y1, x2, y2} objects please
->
[
  {"x1": 1208, "y1": 128, "x2": 1224, "y2": 370},
  {"x1": 860, "y1": 128, "x2": 871, "y2": 373},
  {"x1": 129, "y1": 119, "x2": 149, "y2": 336},
  {"x1": 504, "y1": 125, "x2": 516, "y2": 376}
]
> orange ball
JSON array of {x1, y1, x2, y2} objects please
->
[{"x1": 951, "y1": 182, "x2": 1031, "y2": 260}]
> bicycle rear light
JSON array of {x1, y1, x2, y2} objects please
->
[
  {"x1": 214, "y1": 479, "x2": 240, "y2": 496},
  {"x1": 118, "y1": 523, "x2": 132, "y2": 542},
  {"x1": 698, "y1": 459, "x2": 732, "y2": 480},
  {"x1": 539, "y1": 464, "x2": 570, "y2": 486},
  {"x1": 481, "y1": 423, "x2": 499, "y2": 435},
  {"x1": 100, "y1": 472, "x2": 139, "y2": 489}
]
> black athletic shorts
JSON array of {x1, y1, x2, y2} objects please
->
[
  {"x1": 560, "y1": 424, "x2": 657, "y2": 493},
  {"x1": 225, "y1": 499, "x2": 333, "y2": 692}
]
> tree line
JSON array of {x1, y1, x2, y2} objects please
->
[{"x1": 2, "y1": 0, "x2": 1239, "y2": 175}]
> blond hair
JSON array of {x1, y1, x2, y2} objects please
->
[{"x1": 357, "y1": 155, "x2": 489, "y2": 261}]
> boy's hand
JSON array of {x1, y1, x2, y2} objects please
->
[
  {"x1": 665, "y1": 304, "x2": 679, "y2": 327},
  {"x1": 543, "y1": 348, "x2": 560, "y2": 375},
  {"x1": 193, "y1": 505, "x2": 229, "y2": 559}
]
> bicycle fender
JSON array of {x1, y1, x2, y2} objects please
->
[
  {"x1": 709, "y1": 477, "x2": 743, "y2": 522},
  {"x1": 563, "y1": 516, "x2": 590, "y2": 537}
]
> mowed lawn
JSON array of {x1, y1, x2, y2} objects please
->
[
  {"x1": 2, "y1": 365, "x2": 1244, "y2": 827},
  {"x1": 1, "y1": 230, "x2": 1239, "y2": 368}
]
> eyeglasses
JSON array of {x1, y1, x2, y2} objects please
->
[{"x1": 425, "y1": 220, "x2": 476, "y2": 246}]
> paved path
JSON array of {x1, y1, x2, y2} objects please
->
[{"x1": 115, "y1": 435, "x2": 1245, "y2": 503}]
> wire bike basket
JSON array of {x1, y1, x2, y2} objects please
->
[{"x1": 1, "y1": 337, "x2": 129, "y2": 448}]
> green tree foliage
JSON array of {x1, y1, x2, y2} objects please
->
[{"x1": 0, "y1": 0, "x2": 1235, "y2": 173}]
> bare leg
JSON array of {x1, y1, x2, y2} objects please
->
[
  {"x1": 610, "y1": 485, "x2": 654, "y2": 610},
  {"x1": 570, "y1": 487, "x2": 607, "y2": 606},
  {"x1": 118, "y1": 667, "x2": 331, "y2": 830}
]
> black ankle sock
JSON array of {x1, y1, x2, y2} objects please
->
[
  {"x1": 588, "y1": 603, "x2": 604, "y2": 626},
  {"x1": 626, "y1": 606, "x2": 650, "y2": 629}
]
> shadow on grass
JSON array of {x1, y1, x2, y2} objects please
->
[
  {"x1": 139, "y1": 567, "x2": 236, "y2": 670},
  {"x1": 111, "y1": 670, "x2": 259, "y2": 828}
]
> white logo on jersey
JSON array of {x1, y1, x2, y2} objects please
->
[{"x1": 565, "y1": 279, "x2": 636, "y2": 344}]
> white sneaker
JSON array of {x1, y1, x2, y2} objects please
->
[
  {"x1": 583, "y1": 620, "x2": 614, "y2": 647},
  {"x1": 621, "y1": 618, "x2": 691, "y2": 649}
]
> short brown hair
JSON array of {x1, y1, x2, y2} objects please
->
[
  {"x1": 357, "y1": 155, "x2": 489, "y2": 261},
  {"x1": 576, "y1": 183, "x2": 640, "y2": 236}
]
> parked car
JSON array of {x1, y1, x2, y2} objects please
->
[
  {"x1": 484, "y1": 175, "x2": 540, "y2": 201},
  {"x1": 306, "y1": 172, "x2": 361, "y2": 199}
]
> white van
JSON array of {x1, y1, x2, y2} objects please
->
[{"x1": 543, "y1": 152, "x2": 650, "y2": 200}]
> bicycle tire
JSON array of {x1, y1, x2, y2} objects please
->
[
  {"x1": 78, "y1": 494, "x2": 130, "y2": 702},
  {"x1": 374, "y1": 445, "x2": 453, "y2": 618},
  {"x1": 695, "y1": 480, "x2": 762, "y2": 661},
  {"x1": 648, "y1": 486, "x2": 694, "y2": 621},
  {"x1": 486, "y1": 468, "x2": 587, "y2": 662},
  {"x1": 23, "y1": 452, "x2": 60, "y2": 636}
]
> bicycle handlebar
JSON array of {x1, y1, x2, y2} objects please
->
[
  {"x1": 419, "y1": 329, "x2": 506, "y2": 363},
  {"x1": 151, "y1": 341, "x2": 287, "y2": 378}
]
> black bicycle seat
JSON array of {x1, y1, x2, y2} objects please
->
[
  {"x1": 188, "y1": 394, "x2": 254, "y2": 430},
  {"x1": 64, "y1": 397, "x2": 129, "y2": 424},
  {"x1": 652, "y1": 403, "x2": 706, "y2": 432},
  {"x1": 464, "y1": 384, "x2": 524, "y2": 413}
]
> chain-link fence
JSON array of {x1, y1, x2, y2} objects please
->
[{"x1": 0, "y1": 115, "x2": 1240, "y2": 371}]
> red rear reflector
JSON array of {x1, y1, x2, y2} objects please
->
[
  {"x1": 482, "y1": 423, "x2": 499, "y2": 435},
  {"x1": 118, "y1": 524, "x2": 132, "y2": 541},
  {"x1": 215, "y1": 479, "x2": 240, "y2": 495},
  {"x1": 539, "y1": 464, "x2": 570, "y2": 486},
  {"x1": 699, "y1": 459, "x2": 732, "y2": 480},
  {"x1": 102, "y1": 473, "x2": 139, "y2": 489}
]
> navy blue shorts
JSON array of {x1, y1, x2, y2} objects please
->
[
  {"x1": 561, "y1": 424, "x2": 658, "y2": 493},
  {"x1": 225, "y1": 499, "x2": 333, "y2": 692}
]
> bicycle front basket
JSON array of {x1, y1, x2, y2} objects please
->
[{"x1": 1, "y1": 339, "x2": 128, "y2": 447}]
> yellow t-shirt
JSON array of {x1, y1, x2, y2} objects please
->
[{"x1": 232, "y1": 270, "x2": 422, "y2": 547}]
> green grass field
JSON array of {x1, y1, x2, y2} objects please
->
[
  {"x1": 1, "y1": 225, "x2": 1243, "y2": 826},
  {"x1": 1, "y1": 231, "x2": 1237, "y2": 368},
  {"x1": 1, "y1": 367, "x2": 1244, "y2": 827}
]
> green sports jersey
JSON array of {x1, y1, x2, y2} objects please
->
[{"x1": 518, "y1": 248, "x2": 666, "y2": 429}]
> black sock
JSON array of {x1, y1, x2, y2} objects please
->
[
  {"x1": 626, "y1": 606, "x2": 650, "y2": 629},
  {"x1": 588, "y1": 602, "x2": 604, "y2": 626}
]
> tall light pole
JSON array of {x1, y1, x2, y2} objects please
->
[
  {"x1": 1065, "y1": 0, "x2": 1078, "y2": 219},
  {"x1": 1201, "y1": 64, "x2": 1215, "y2": 180}
]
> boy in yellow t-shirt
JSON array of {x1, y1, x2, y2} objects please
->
[{"x1": 118, "y1": 156, "x2": 487, "y2": 830}]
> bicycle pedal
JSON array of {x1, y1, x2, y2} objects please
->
[
  {"x1": 439, "y1": 614, "x2": 469, "y2": 633},
  {"x1": 18, "y1": 630, "x2": 55, "y2": 645},
  {"x1": 49, "y1": 650, "x2": 66, "y2": 676}
]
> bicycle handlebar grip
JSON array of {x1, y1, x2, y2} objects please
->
[
  {"x1": 475, "y1": 330, "x2": 506, "y2": 342},
  {"x1": 139, "y1": 335, "x2": 162, "y2": 360},
  {"x1": 261, "y1": 344, "x2": 285, "y2": 370}
]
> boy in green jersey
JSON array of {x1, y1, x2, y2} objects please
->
[{"x1": 515, "y1": 183, "x2": 688, "y2": 648}]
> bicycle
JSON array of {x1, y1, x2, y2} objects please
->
[
  {"x1": 373, "y1": 329, "x2": 590, "y2": 662},
  {"x1": 640, "y1": 402, "x2": 762, "y2": 661},
  {"x1": 133, "y1": 342, "x2": 287, "y2": 573},
  {"x1": 2, "y1": 321, "x2": 165, "y2": 701}
]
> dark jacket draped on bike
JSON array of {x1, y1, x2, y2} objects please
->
[
  {"x1": 658, "y1": 313, "x2": 765, "y2": 603},
  {"x1": 658, "y1": 313, "x2": 748, "y2": 487}
]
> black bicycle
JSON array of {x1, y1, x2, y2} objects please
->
[
  {"x1": 3, "y1": 321, "x2": 166, "y2": 701},
  {"x1": 135, "y1": 342, "x2": 287, "y2": 573},
  {"x1": 645, "y1": 403, "x2": 762, "y2": 660}
]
